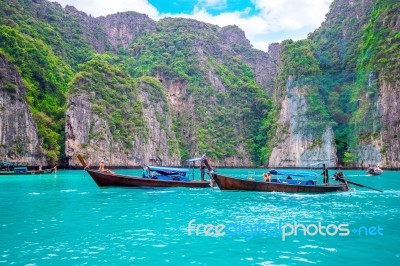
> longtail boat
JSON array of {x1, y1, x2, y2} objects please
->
[
  {"x1": 367, "y1": 166, "x2": 383, "y2": 176},
  {"x1": 211, "y1": 170, "x2": 349, "y2": 193},
  {"x1": 0, "y1": 162, "x2": 55, "y2": 175},
  {"x1": 201, "y1": 158, "x2": 349, "y2": 193},
  {"x1": 77, "y1": 155, "x2": 210, "y2": 188}
]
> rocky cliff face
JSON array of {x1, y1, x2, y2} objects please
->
[
  {"x1": 378, "y1": 80, "x2": 400, "y2": 168},
  {"x1": 348, "y1": 79, "x2": 400, "y2": 170},
  {"x1": 65, "y1": 80, "x2": 181, "y2": 167},
  {"x1": 339, "y1": 0, "x2": 399, "y2": 168},
  {"x1": 98, "y1": 12, "x2": 156, "y2": 50},
  {"x1": 0, "y1": 53, "x2": 45, "y2": 165},
  {"x1": 268, "y1": 76, "x2": 337, "y2": 167},
  {"x1": 216, "y1": 25, "x2": 278, "y2": 93},
  {"x1": 2, "y1": 0, "x2": 399, "y2": 168},
  {"x1": 309, "y1": 0, "x2": 376, "y2": 71}
]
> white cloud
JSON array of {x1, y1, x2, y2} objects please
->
[
  {"x1": 251, "y1": 0, "x2": 332, "y2": 32},
  {"x1": 53, "y1": 0, "x2": 333, "y2": 51}
]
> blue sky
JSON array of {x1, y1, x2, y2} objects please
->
[
  {"x1": 148, "y1": 0, "x2": 259, "y2": 16},
  {"x1": 55, "y1": 0, "x2": 334, "y2": 52}
]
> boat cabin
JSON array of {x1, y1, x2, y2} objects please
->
[
  {"x1": 143, "y1": 166, "x2": 189, "y2": 181},
  {"x1": 14, "y1": 167, "x2": 28, "y2": 173},
  {"x1": 0, "y1": 161, "x2": 15, "y2": 171},
  {"x1": 268, "y1": 170, "x2": 318, "y2": 185},
  {"x1": 0, "y1": 162, "x2": 28, "y2": 173}
]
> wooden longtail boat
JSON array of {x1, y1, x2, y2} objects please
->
[
  {"x1": 367, "y1": 166, "x2": 383, "y2": 176},
  {"x1": 212, "y1": 172, "x2": 349, "y2": 193},
  {"x1": 202, "y1": 158, "x2": 349, "y2": 193},
  {"x1": 0, "y1": 162, "x2": 55, "y2": 175},
  {"x1": 0, "y1": 169, "x2": 54, "y2": 175},
  {"x1": 77, "y1": 155, "x2": 210, "y2": 188}
]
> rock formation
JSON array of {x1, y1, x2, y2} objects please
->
[
  {"x1": 269, "y1": 76, "x2": 337, "y2": 167},
  {"x1": 0, "y1": 0, "x2": 399, "y2": 168},
  {"x1": 0, "y1": 53, "x2": 44, "y2": 165}
]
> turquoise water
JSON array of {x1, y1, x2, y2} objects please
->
[{"x1": 0, "y1": 169, "x2": 399, "y2": 265}]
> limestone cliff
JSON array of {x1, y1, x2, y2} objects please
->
[
  {"x1": 337, "y1": 0, "x2": 400, "y2": 168},
  {"x1": 0, "y1": 53, "x2": 45, "y2": 165},
  {"x1": 269, "y1": 76, "x2": 337, "y2": 167},
  {"x1": 379, "y1": 80, "x2": 400, "y2": 168},
  {"x1": 216, "y1": 25, "x2": 278, "y2": 93},
  {"x1": 66, "y1": 79, "x2": 181, "y2": 167},
  {"x1": 1, "y1": 0, "x2": 399, "y2": 168},
  {"x1": 98, "y1": 12, "x2": 156, "y2": 50}
]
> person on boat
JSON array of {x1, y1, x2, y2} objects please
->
[
  {"x1": 200, "y1": 154, "x2": 206, "y2": 181},
  {"x1": 99, "y1": 160, "x2": 114, "y2": 174},
  {"x1": 142, "y1": 165, "x2": 150, "y2": 178},
  {"x1": 48, "y1": 165, "x2": 57, "y2": 174},
  {"x1": 99, "y1": 160, "x2": 106, "y2": 171},
  {"x1": 333, "y1": 171, "x2": 344, "y2": 180},
  {"x1": 322, "y1": 164, "x2": 329, "y2": 184},
  {"x1": 263, "y1": 172, "x2": 271, "y2": 182}
]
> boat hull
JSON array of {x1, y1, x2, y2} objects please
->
[
  {"x1": 0, "y1": 169, "x2": 54, "y2": 175},
  {"x1": 367, "y1": 170, "x2": 383, "y2": 176},
  {"x1": 212, "y1": 173, "x2": 348, "y2": 193},
  {"x1": 87, "y1": 170, "x2": 210, "y2": 188}
]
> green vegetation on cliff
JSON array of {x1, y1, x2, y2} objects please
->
[
  {"x1": 126, "y1": 18, "x2": 272, "y2": 163},
  {"x1": 304, "y1": 0, "x2": 400, "y2": 165},
  {"x1": 1, "y1": 0, "x2": 398, "y2": 167},
  {"x1": 274, "y1": 39, "x2": 335, "y2": 140},
  {"x1": 0, "y1": 2, "x2": 273, "y2": 165},
  {"x1": 71, "y1": 54, "x2": 147, "y2": 150},
  {"x1": 0, "y1": 0, "x2": 97, "y2": 68},
  {"x1": 359, "y1": 0, "x2": 400, "y2": 81},
  {"x1": 0, "y1": 26, "x2": 72, "y2": 163}
]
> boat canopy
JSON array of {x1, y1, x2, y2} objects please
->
[
  {"x1": 1, "y1": 162, "x2": 15, "y2": 166},
  {"x1": 185, "y1": 157, "x2": 203, "y2": 163},
  {"x1": 269, "y1": 169, "x2": 318, "y2": 178},
  {"x1": 14, "y1": 166, "x2": 28, "y2": 173},
  {"x1": 147, "y1": 166, "x2": 189, "y2": 176}
]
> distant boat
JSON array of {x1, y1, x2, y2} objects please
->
[
  {"x1": 367, "y1": 166, "x2": 383, "y2": 176},
  {"x1": 77, "y1": 155, "x2": 210, "y2": 188},
  {"x1": 0, "y1": 162, "x2": 55, "y2": 175},
  {"x1": 211, "y1": 169, "x2": 349, "y2": 193}
]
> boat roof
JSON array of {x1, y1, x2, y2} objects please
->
[
  {"x1": 185, "y1": 157, "x2": 203, "y2": 162},
  {"x1": 14, "y1": 166, "x2": 28, "y2": 170},
  {"x1": 1, "y1": 161, "x2": 15, "y2": 166},
  {"x1": 269, "y1": 169, "x2": 319, "y2": 178},
  {"x1": 147, "y1": 166, "x2": 189, "y2": 173}
]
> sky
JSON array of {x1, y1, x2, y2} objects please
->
[{"x1": 53, "y1": 0, "x2": 334, "y2": 52}]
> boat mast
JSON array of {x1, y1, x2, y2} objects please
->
[
  {"x1": 323, "y1": 163, "x2": 329, "y2": 184},
  {"x1": 202, "y1": 155, "x2": 213, "y2": 173}
]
